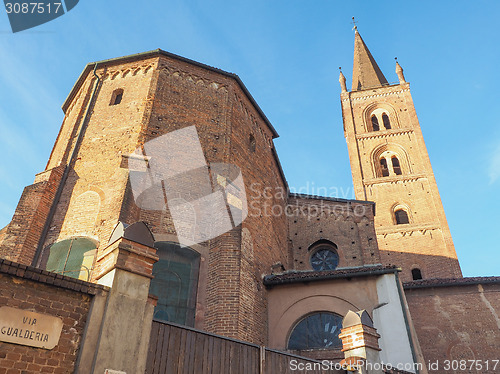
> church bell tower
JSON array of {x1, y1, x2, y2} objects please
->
[{"x1": 339, "y1": 27, "x2": 462, "y2": 282}]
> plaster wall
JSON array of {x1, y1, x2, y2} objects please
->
[{"x1": 373, "y1": 273, "x2": 416, "y2": 373}]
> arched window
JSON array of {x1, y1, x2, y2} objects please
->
[
  {"x1": 382, "y1": 113, "x2": 391, "y2": 130},
  {"x1": 149, "y1": 242, "x2": 200, "y2": 326},
  {"x1": 380, "y1": 158, "x2": 389, "y2": 177},
  {"x1": 309, "y1": 241, "x2": 339, "y2": 271},
  {"x1": 110, "y1": 88, "x2": 123, "y2": 105},
  {"x1": 44, "y1": 237, "x2": 97, "y2": 281},
  {"x1": 371, "y1": 115, "x2": 380, "y2": 131},
  {"x1": 288, "y1": 312, "x2": 343, "y2": 351},
  {"x1": 395, "y1": 209, "x2": 410, "y2": 225},
  {"x1": 411, "y1": 268, "x2": 423, "y2": 280},
  {"x1": 392, "y1": 156, "x2": 402, "y2": 175}
]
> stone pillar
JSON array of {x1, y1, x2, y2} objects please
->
[
  {"x1": 339, "y1": 310, "x2": 383, "y2": 374},
  {"x1": 75, "y1": 222, "x2": 158, "y2": 374}
]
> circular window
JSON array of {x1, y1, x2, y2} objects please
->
[
  {"x1": 288, "y1": 312, "x2": 343, "y2": 350},
  {"x1": 310, "y1": 247, "x2": 339, "y2": 271}
]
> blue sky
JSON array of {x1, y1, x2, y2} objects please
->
[{"x1": 0, "y1": 0, "x2": 499, "y2": 277}]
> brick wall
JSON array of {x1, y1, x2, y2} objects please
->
[
  {"x1": 404, "y1": 279, "x2": 500, "y2": 373},
  {"x1": 288, "y1": 195, "x2": 380, "y2": 270},
  {"x1": 0, "y1": 165, "x2": 64, "y2": 265},
  {"x1": 0, "y1": 259, "x2": 107, "y2": 374},
  {"x1": 227, "y1": 77, "x2": 288, "y2": 344}
]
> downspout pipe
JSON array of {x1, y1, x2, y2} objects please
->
[{"x1": 32, "y1": 63, "x2": 101, "y2": 266}]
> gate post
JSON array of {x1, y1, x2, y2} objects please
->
[{"x1": 75, "y1": 222, "x2": 158, "y2": 374}]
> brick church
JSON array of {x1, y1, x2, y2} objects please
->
[{"x1": 0, "y1": 28, "x2": 499, "y2": 373}]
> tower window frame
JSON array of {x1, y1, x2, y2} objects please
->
[
  {"x1": 366, "y1": 107, "x2": 397, "y2": 133},
  {"x1": 382, "y1": 113, "x2": 391, "y2": 130},
  {"x1": 392, "y1": 156, "x2": 402, "y2": 175},
  {"x1": 395, "y1": 209, "x2": 410, "y2": 225},
  {"x1": 376, "y1": 149, "x2": 406, "y2": 178},
  {"x1": 380, "y1": 158, "x2": 390, "y2": 177}
]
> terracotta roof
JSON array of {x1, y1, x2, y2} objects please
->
[
  {"x1": 263, "y1": 264, "x2": 400, "y2": 287},
  {"x1": 404, "y1": 276, "x2": 500, "y2": 289},
  {"x1": 0, "y1": 258, "x2": 108, "y2": 295}
]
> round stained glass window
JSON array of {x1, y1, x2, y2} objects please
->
[
  {"x1": 287, "y1": 312, "x2": 343, "y2": 350},
  {"x1": 310, "y1": 247, "x2": 339, "y2": 271}
]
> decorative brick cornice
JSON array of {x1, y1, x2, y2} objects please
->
[
  {"x1": 356, "y1": 128, "x2": 414, "y2": 141},
  {"x1": 102, "y1": 62, "x2": 155, "y2": 81},
  {"x1": 159, "y1": 63, "x2": 229, "y2": 93},
  {"x1": 376, "y1": 224, "x2": 441, "y2": 237},
  {"x1": 363, "y1": 174, "x2": 427, "y2": 187},
  {"x1": 341, "y1": 87, "x2": 411, "y2": 102}
]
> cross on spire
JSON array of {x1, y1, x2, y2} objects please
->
[{"x1": 351, "y1": 17, "x2": 358, "y2": 31}]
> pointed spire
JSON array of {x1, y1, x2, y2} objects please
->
[
  {"x1": 339, "y1": 67, "x2": 347, "y2": 93},
  {"x1": 395, "y1": 57, "x2": 406, "y2": 84},
  {"x1": 351, "y1": 29, "x2": 388, "y2": 91}
]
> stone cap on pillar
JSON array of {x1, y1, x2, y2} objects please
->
[
  {"x1": 93, "y1": 221, "x2": 158, "y2": 282},
  {"x1": 108, "y1": 221, "x2": 155, "y2": 247},
  {"x1": 343, "y1": 310, "x2": 374, "y2": 328},
  {"x1": 339, "y1": 310, "x2": 381, "y2": 353}
]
